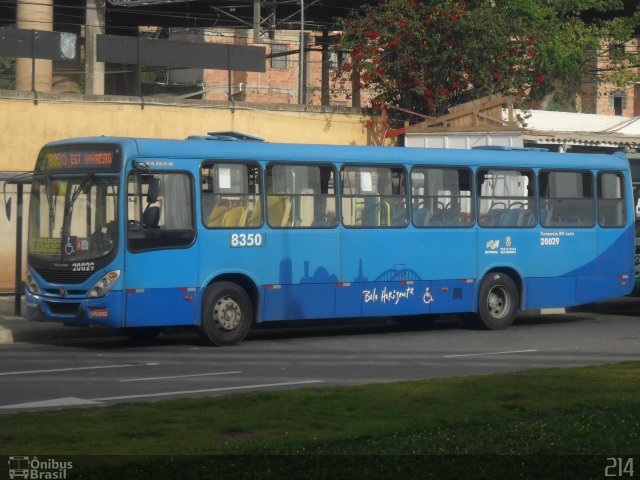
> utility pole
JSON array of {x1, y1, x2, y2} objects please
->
[{"x1": 298, "y1": 0, "x2": 305, "y2": 104}]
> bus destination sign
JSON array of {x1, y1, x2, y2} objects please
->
[{"x1": 36, "y1": 145, "x2": 121, "y2": 172}]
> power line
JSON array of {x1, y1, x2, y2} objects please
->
[{"x1": 0, "y1": 0, "x2": 358, "y2": 28}]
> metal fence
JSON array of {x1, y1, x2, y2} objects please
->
[{"x1": 0, "y1": 26, "x2": 356, "y2": 107}]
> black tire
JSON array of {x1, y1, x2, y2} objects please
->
[
  {"x1": 475, "y1": 273, "x2": 519, "y2": 330},
  {"x1": 200, "y1": 282, "x2": 252, "y2": 346},
  {"x1": 123, "y1": 327, "x2": 163, "y2": 341}
]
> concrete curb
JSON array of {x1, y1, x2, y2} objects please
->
[
  {"x1": 0, "y1": 310, "x2": 120, "y2": 344},
  {"x1": 0, "y1": 323, "x2": 118, "y2": 344},
  {"x1": 538, "y1": 308, "x2": 566, "y2": 315},
  {"x1": 0, "y1": 325, "x2": 13, "y2": 344}
]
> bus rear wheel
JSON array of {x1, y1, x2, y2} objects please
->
[
  {"x1": 200, "y1": 282, "x2": 252, "y2": 346},
  {"x1": 474, "y1": 273, "x2": 519, "y2": 330}
]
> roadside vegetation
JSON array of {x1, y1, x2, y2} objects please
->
[
  {"x1": 337, "y1": 0, "x2": 640, "y2": 120},
  {"x1": 2, "y1": 362, "x2": 639, "y2": 478}
]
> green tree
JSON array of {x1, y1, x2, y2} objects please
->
[
  {"x1": 0, "y1": 57, "x2": 16, "y2": 90},
  {"x1": 337, "y1": 0, "x2": 639, "y2": 119}
]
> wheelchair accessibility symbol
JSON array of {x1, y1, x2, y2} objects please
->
[
  {"x1": 422, "y1": 288, "x2": 434, "y2": 304},
  {"x1": 64, "y1": 236, "x2": 76, "y2": 256}
]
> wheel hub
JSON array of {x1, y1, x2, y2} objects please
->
[
  {"x1": 487, "y1": 287, "x2": 508, "y2": 318},
  {"x1": 214, "y1": 296, "x2": 241, "y2": 331}
]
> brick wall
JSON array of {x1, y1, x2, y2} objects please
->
[
  {"x1": 196, "y1": 28, "x2": 354, "y2": 106},
  {"x1": 581, "y1": 38, "x2": 639, "y2": 116}
]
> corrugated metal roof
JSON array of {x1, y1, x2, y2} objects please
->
[
  {"x1": 510, "y1": 110, "x2": 640, "y2": 149},
  {"x1": 524, "y1": 131, "x2": 640, "y2": 148}
]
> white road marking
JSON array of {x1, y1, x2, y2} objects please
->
[
  {"x1": 0, "y1": 362, "x2": 159, "y2": 377},
  {"x1": 119, "y1": 371, "x2": 242, "y2": 382},
  {"x1": 444, "y1": 349, "x2": 538, "y2": 358},
  {"x1": 0, "y1": 397, "x2": 104, "y2": 410},
  {"x1": 94, "y1": 380, "x2": 325, "y2": 402}
]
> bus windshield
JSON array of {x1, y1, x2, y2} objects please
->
[{"x1": 28, "y1": 174, "x2": 119, "y2": 263}]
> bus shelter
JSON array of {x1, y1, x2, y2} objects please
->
[{"x1": 0, "y1": 172, "x2": 33, "y2": 316}]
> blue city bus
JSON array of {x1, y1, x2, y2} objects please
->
[
  {"x1": 628, "y1": 153, "x2": 640, "y2": 295},
  {"x1": 24, "y1": 134, "x2": 635, "y2": 345}
]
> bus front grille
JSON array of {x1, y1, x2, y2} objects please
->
[{"x1": 33, "y1": 267, "x2": 94, "y2": 284}]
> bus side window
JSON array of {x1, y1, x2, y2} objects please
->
[
  {"x1": 142, "y1": 178, "x2": 161, "y2": 227},
  {"x1": 539, "y1": 170, "x2": 594, "y2": 228},
  {"x1": 266, "y1": 164, "x2": 337, "y2": 228},
  {"x1": 598, "y1": 172, "x2": 626, "y2": 228},
  {"x1": 341, "y1": 165, "x2": 407, "y2": 228},
  {"x1": 127, "y1": 172, "x2": 195, "y2": 252},
  {"x1": 411, "y1": 167, "x2": 474, "y2": 228},
  {"x1": 477, "y1": 168, "x2": 536, "y2": 228},
  {"x1": 201, "y1": 163, "x2": 262, "y2": 229}
]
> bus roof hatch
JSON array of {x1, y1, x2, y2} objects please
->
[{"x1": 186, "y1": 131, "x2": 265, "y2": 142}]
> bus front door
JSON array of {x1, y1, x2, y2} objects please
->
[{"x1": 123, "y1": 171, "x2": 198, "y2": 328}]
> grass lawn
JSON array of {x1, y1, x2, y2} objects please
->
[{"x1": 1, "y1": 361, "x2": 639, "y2": 478}]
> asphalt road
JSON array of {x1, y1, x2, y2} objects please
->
[{"x1": 0, "y1": 309, "x2": 639, "y2": 413}]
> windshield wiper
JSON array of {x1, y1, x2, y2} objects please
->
[{"x1": 65, "y1": 173, "x2": 95, "y2": 218}]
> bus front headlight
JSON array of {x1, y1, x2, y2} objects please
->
[
  {"x1": 25, "y1": 274, "x2": 41, "y2": 295},
  {"x1": 88, "y1": 270, "x2": 121, "y2": 298}
]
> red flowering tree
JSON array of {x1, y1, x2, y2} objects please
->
[{"x1": 337, "y1": 0, "x2": 639, "y2": 119}]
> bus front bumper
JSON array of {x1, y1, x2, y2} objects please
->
[{"x1": 25, "y1": 290, "x2": 124, "y2": 328}]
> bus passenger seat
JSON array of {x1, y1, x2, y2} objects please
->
[
  {"x1": 391, "y1": 207, "x2": 407, "y2": 226},
  {"x1": 267, "y1": 196, "x2": 292, "y2": 227},
  {"x1": 518, "y1": 210, "x2": 535, "y2": 226},
  {"x1": 484, "y1": 209, "x2": 506, "y2": 226},
  {"x1": 222, "y1": 206, "x2": 248, "y2": 227},
  {"x1": 207, "y1": 205, "x2": 228, "y2": 227},
  {"x1": 427, "y1": 216, "x2": 444, "y2": 227},
  {"x1": 446, "y1": 216, "x2": 461, "y2": 227},
  {"x1": 540, "y1": 208, "x2": 552, "y2": 226},
  {"x1": 412, "y1": 207, "x2": 430, "y2": 226},
  {"x1": 501, "y1": 209, "x2": 521, "y2": 226},
  {"x1": 247, "y1": 200, "x2": 262, "y2": 227}
]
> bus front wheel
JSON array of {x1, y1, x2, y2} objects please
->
[
  {"x1": 474, "y1": 273, "x2": 519, "y2": 330},
  {"x1": 200, "y1": 282, "x2": 252, "y2": 346}
]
